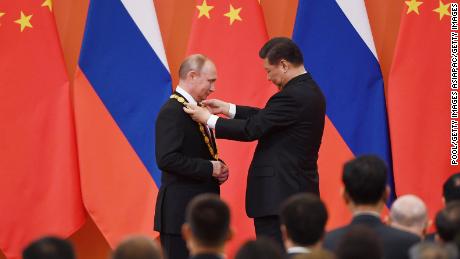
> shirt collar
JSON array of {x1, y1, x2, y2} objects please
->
[
  {"x1": 353, "y1": 211, "x2": 381, "y2": 218},
  {"x1": 176, "y1": 86, "x2": 197, "y2": 105},
  {"x1": 287, "y1": 246, "x2": 311, "y2": 254}
]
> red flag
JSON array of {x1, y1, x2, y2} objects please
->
[
  {"x1": 388, "y1": 0, "x2": 458, "y2": 221},
  {"x1": 0, "y1": 0, "x2": 85, "y2": 258},
  {"x1": 187, "y1": 0, "x2": 275, "y2": 256}
]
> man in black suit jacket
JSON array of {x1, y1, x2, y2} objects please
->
[
  {"x1": 182, "y1": 194, "x2": 232, "y2": 259},
  {"x1": 154, "y1": 54, "x2": 229, "y2": 259},
  {"x1": 323, "y1": 155, "x2": 420, "y2": 259},
  {"x1": 184, "y1": 37, "x2": 326, "y2": 248}
]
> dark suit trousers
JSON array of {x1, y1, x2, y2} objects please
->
[
  {"x1": 254, "y1": 216, "x2": 285, "y2": 251},
  {"x1": 160, "y1": 233, "x2": 189, "y2": 259}
]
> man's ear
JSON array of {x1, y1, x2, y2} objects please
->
[
  {"x1": 281, "y1": 224, "x2": 289, "y2": 241},
  {"x1": 383, "y1": 186, "x2": 390, "y2": 203},
  {"x1": 226, "y1": 227, "x2": 234, "y2": 241},
  {"x1": 182, "y1": 223, "x2": 192, "y2": 241},
  {"x1": 341, "y1": 186, "x2": 350, "y2": 205},
  {"x1": 279, "y1": 59, "x2": 289, "y2": 72}
]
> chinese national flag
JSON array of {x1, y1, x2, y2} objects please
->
[
  {"x1": 0, "y1": 0, "x2": 85, "y2": 258},
  {"x1": 388, "y1": 1, "x2": 457, "y2": 221},
  {"x1": 187, "y1": 0, "x2": 275, "y2": 256}
]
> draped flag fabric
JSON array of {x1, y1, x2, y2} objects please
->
[
  {"x1": 187, "y1": 0, "x2": 275, "y2": 255},
  {"x1": 293, "y1": 0, "x2": 392, "y2": 228},
  {"x1": 74, "y1": 0, "x2": 171, "y2": 246},
  {"x1": 0, "y1": 0, "x2": 86, "y2": 257},
  {"x1": 388, "y1": 0, "x2": 457, "y2": 220}
]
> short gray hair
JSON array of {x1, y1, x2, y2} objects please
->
[{"x1": 179, "y1": 54, "x2": 209, "y2": 80}]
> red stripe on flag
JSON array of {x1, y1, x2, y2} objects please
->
[{"x1": 73, "y1": 68, "x2": 159, "y2": 247}]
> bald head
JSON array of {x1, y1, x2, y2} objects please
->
[
  {"x1": 112, "y1": 236, "x2": 162, "y2": 259},
  {"x1": 390, "y1": 195, "x2": 428, "y2": 237}
]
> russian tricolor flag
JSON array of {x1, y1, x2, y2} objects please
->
[
  {"x1": 73, "y1": 0, "x2": 170, "y2": 246},
  {"x1": 293, "y1": 0, "x2": 393, "y2": 227}
]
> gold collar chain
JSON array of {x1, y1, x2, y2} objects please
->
[{"x1": 170, "y1": 94, "x2": 218, "y2": 160}]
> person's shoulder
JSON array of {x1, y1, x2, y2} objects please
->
[
  {"x1": 381, "y1": 225, "x2": 421, "y2": 242},
  {"x1": 157, "y1": 98, "x2": 187, "y2": 121},
  {"x1": 323, "y1": 225, "x2": 350, "y2": 250},
  {"x1": 325, "y1": 225, "x2": 349, "y2": 239}
]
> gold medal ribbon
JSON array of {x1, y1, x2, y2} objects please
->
[{"x1": 170, "y1": 94, "x2": 218, "y2": 160}]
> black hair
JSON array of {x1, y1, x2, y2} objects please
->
[{"x1": 259, "y1": 37, "x2": 304, "y2": 66}]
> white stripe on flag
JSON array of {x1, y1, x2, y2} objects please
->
[
  {"x1": 120, "y1": 0, "x2": 170, "y2": 72},
  {"x1": 335, "y1": 0, "x2": 378, "y2": 59}
]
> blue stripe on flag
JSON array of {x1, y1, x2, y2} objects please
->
[
  {"x1": 292, "y1": 0, "x2": 395, "y2": 199},
  {"x1": 79, "y1": 0, "x2": 171, "y2": 185}
]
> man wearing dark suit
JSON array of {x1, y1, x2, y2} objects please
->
[
  {"x1": 182, "y1": 194, "x2": 232, "y2": 259},
  {"x1": 184, "y1": 37, "x2": 326, "y2": 248},
  {"x1": 323, "y1": 155, "x2": 420, "y2": 259},
  {"x1": 154, "y1": 54, "x2": 229, "y2": 259}
]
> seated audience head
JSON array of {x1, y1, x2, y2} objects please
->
[
  {"x1": 235, "y1": 238, "x2": 283, "y2": 259},
  {"x1": 443, "y1": 173, "x2": 460, "y2": 204},
  {"x1": 23, "y1": 236, "x2": 75, "y2": 259},
  {"x1": 280, "y1": 193, "x2": 328, "y2": 248},
  {"x1": 390, "y1": 194, "x2": 428, "y2": 237},
  {"x1": 112, "y1": 235, "x2": 162, "y2": 259},
  {"x1": 182, "y1": 194, "x2": 231, "y2": 254},
  {"x1": 291, "y1": 250, "x2": 335, "y2": 259},
  {"x1": 409, "y1": 242, "x2": 458, "y2": 259},
  {"x1": 435, "y1": 201, "x2": 460, "y2": 243},
  {"x1": 335, "y1": 225, "x2": 383, "y2": 259},
  {"x1": 342, "y1": 155, "x2": 388, "y2": 209}
]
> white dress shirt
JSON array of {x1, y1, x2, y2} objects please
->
[{"x1": 207, "y1": 103, "x2": 236, "y2": 129}]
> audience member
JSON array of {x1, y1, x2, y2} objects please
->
[
  {"x1": 235, "y1": 238, "x2": 283, "y2": 259},
  {"x1": 291, "y1": 249, "x2": 334, "y2": 259},
  {"x1": 335, "y1": 225, "x2": 383, "y2": 259},
  {"x1": 112, "y1": 236, "x2": 162, "y2": 259},
  {"x1": 409, "y1": 242, "x2": 457, "y2": 259},
  {"x1": 182, "y1": 194, "x2": 232, "y2": 259},
  {"x1": 280, "y1": 193, "x2": 330, "y2": 258},
  {"x1": 323, "y1": 155, "x2": 420, "y2": 259},
  {"x1": 426, "y1": 173, "x2": 460, "y2": 241},
  {"x1": 435, "y1": 201, "x2": 460, "y2": 245},
  {"x1": 23, "y1": 236, "x2": 75, "y2": 259},
  {"x1": 390, "y1": 194, "x2": 428, "y2": 237},
  {"x1": 443, "y1": 173, "x2": 460, "y2": 204}
]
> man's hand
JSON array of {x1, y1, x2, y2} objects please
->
[
  {"x1": 201, "y1": 99, "x2": 230, "y2": 117},
  {"x1": 211, "y1": 160, "x2": 229, "y2": 184},
  {"x1": 183, "y1": 103, "x2": 211, "y2": 124}
]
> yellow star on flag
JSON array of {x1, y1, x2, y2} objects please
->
[
  {"x1": 405, "y1": 0, "x2": 423, "y2": 14},
  {"x1": 42, "y1": 0, "x2": 53, "y2": 12},
  {"x1": 196, "y1": 0, "x2": 214, "y2": 19},
  {"x1": 224, "y1": 4, "x2": 242, "y2": 25},
  {"x1": 15, "y1": 11, "x2": 33, "y2": 32},
  {"x1": 433, "y1": 1, "x2": 450, "y2": 20}
]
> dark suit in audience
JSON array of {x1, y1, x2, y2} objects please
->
[
  {"x1": 323, "y1": 155, "x2": 420, "y2": 259},
  {"x1": 325, "y1": 214, "x2": 419, "y2": 259}
]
